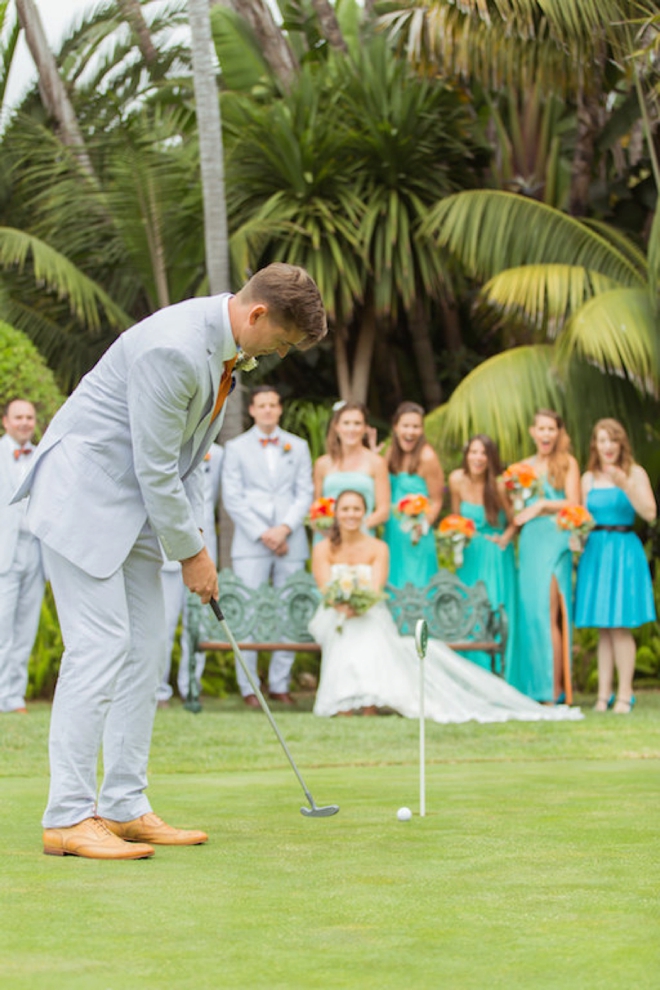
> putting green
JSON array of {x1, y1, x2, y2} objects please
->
[{"x1": 1, "y1": 699, "x2": 659, "y2": 989}]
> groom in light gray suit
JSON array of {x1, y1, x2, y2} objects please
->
[
  {"x1": 222, "y1": 387, "x2": 313, "y2": 706},
  {"x1": 13, "y1": 263, "x2": 327, "y2": 860}
]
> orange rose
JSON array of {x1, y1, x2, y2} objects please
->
[{"x1": 397, "y1": 494, "x2": 429, "y2": 517}]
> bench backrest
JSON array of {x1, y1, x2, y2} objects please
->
[{"x1": 191, "y1": 568, "x2": 507, "y2": 652}]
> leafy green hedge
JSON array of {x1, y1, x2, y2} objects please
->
[{"x1": 0, "y1": 321, "x2": 65, "y2": 435}]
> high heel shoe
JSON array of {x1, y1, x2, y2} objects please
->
[
  {"x1": 593, "y1": 697, "x2": 609, "y2": 713},
  {"x1": 612, "y1": 695, "x2": 635, "y2": 714},
  {"x1": 554, "y1": 692, "x2": 566, "y2": 705},
  {"x1": 607, "y1": 694, "x2": 615, "y2": 710}
]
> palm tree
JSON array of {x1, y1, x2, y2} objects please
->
[
  {"x1": 14, "y1": 0, "x2": 94, "y2": 177},
  {"x1": 421, "y1": 189, "x2": 659, "y2": 461}
]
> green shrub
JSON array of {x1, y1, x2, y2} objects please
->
[
  {"x1": 0, "y1": 321, "x2": 65, "y2": 435},
  {"x1": 27, "y1": 585, "x2": 62, "y2": 700}
]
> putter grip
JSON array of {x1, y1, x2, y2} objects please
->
[{"x1": 210, "y1": 598, "x2": 224, "y2": 622}]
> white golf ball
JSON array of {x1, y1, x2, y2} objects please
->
[{"x1": 397, "y1": 806, "x2": 412, "y2": 822}]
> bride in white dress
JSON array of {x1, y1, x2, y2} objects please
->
[{"x1": 310, "y1": 490, "x2": 582, "y2": 723}]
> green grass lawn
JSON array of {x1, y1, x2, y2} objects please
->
[{"x1": 1, "y1": 693, "x2": 659, "y2": 989}]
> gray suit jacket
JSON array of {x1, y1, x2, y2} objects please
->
[
  {"x1": 222, "y1": 426, "x2": 312, "y2": 560},
  {"x1": 13, "y1": 294, "x2": 236, "y2": 578}
]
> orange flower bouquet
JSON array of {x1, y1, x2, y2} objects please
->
[
  {"x1": 395, "y1": 494, "x2": 430, "y2": 545},
  {"x1": 306, "y1": 496, "x2": 336, "y2": 533},
  {"x1": 501, "y1": 462, "x2": 541, "y2": 511},
  {"x1": 436, "y1": 514, "x2": 476, "y2": 567},
  {"x1": 556, "y1": 504, "x2": 594, "y2": 553}
]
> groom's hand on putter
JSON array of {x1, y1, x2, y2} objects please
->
[{"x1": 181, "y1": 547, "x2": 218, "y2": 603}]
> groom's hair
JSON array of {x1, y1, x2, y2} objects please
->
[{"x1": 240, "y1": 263, "x2": 327, "y2": 349}]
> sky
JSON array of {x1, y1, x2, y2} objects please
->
[{"x1": 6, "y1": 0, "x2": 108, "y2": 107}]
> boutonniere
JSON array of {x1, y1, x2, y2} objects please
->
[
  {"x1": 235, "y1": 348, "x2": 258, "y2": 373},
  {"x1": 282, "y1": 442, "x2": 292, "y2": 454}
]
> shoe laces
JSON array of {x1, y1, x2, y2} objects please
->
[{"x1": 91, "y1": 816, "x2": 113, "y2": 836}]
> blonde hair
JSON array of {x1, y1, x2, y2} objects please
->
[
  {"x1": 587, "y1": 418, "x2": 634, "y2": 475},
  {"x1": 534, "y1": 409, "x2": 572, "y2": 491}
]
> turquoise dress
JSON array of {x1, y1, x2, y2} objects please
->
[
  {"x1": 456, "y1": 502, "x2": 517, "y2": 675},
  {"x1": 321, "y1": 471, "x2": 376, "y2": 539},
  {"x1": 509, "y1": 476, "x2": 572, "y2": 702},
  {"x1": 575, "y1": 486, "x2": 655, "y2": 628},
  {"x1": 384, "y1": 473, "x2": 439, "y2": 589}
]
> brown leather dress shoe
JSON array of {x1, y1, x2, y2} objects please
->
[
  {"x1": 101, "y1": 812, "x2": 208, "y2": 846},
  {"x1": 43, "y1": 816, "x2": 154, "y2": 859},
  {"x1": 268, "y1": 692, "x2": 295, "y2": 705},
  {"x1": 243, "y1": 694, "x2": 260, "y2": 708}
]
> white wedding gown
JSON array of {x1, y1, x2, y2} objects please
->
[{"x1": 309, "y1": 565, "x2": 583, "y2": 723}]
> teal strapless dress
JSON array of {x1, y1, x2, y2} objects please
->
[
  {"x1": 575, "y1": 486, "x2": 655, "y2": 628},
  {"x1": 456, "y1": 502, "x2": 517, "y2": 675},
  {"x1": 321, "y1": 471, "x2": 376, "y2": 540},
  {"x1": 509, "y1": 477, "x2": 572, "y2": 702},
  {"x1": 384, "y1": 473, "x2": 439, "y2": 589}
]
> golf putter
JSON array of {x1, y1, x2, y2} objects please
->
[{"x1": 209, "y1": 598, "x2": 339, "y2": 818}]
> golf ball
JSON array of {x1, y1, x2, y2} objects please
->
[{"x1": 397, "y1": 806, "x2": 412, "y2": 822}]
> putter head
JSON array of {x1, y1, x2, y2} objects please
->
[{"x1": 300, "y1": 804, "x2": 340, "y2": 818}]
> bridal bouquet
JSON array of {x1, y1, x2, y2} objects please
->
[
  {"x1": 436, "y1": 514, "x2": 476, "y2": 568},
  {"x1": 395, "y1": 494, "x2": 430, "y2": 545},
  {"x1": 501, "y1": 462, "x2": 541, "y2": 512},
  {"x1": 306, "y1": 497, "x2": 335, "y2": 533},
  {"x1": 323, "y1": 568, "x2": 384, "y2": 633},
  {"x1": 556, "y1": 504, "x2": 595, "y2": 553}
]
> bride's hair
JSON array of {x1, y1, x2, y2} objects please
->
[{"x1": 329, "y1": 489, "x2": 367, "y2": 548}]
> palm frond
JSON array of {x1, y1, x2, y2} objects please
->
[
  {"x1": 557, "y1": 288, "x2": 659, "y2": 392},
  {"x1": 423, "y1": 190, "x2": 647, "y2": 286},
  {"x1": 0, "y1": 228, "x2": 131, "y2": 333},
  {"x1": 426, "y1": 344, "x2": 564, "y2": 462},
  {"x1": 481, "y1": 265, "x2": 622, "y2": 337}
]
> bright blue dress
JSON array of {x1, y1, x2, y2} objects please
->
[
  {"x1": 384, "y1": 473, "x2": 439, "y2": 589},
  {"x1": 509, "y1": 476, "x2": 573, "y2": 702},
  {"x1": 321, "y1": 471, "x2": 376, "y2": 539},
  {"x1": 575, "y1": 486, "x2": 655, "y2": 628},
  {"x1": 456, "y1": 502, "x2": 517, "y2": 675}
]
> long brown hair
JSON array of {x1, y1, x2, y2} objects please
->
[
  {"x1": 326, "y1": 402, "x2": 370, "y2": 463},
  {"x1": 462, "y1": 434, "x2": 503, "y2": 527},
  {"x1": 387, "y1": 402, "x2": 427, "y2": 476},
  {"x1": 533, "y1": 409, "x2": 572, "y2": 491},
  {"x1": 329, "y1": 489, "x2": 367, "y2": 548},
  {"x1": 587, "y1": 418, "x2": 634, "y2": 475}
]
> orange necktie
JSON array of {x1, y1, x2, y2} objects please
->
[{"x1": 210, "y1": 357, "x2": 237, "y2": 423}]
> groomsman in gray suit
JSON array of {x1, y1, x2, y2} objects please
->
[
  {"x1": 0, "y1": 399, "x2": 45, "y2": 713},
  {"x1": 13, "y1": 264, "x2": 327, "y2": 860},
  {"x1": 222, "y1": 387, "x2": 313, "y2": 706}
]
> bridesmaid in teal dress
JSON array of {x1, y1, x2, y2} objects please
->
[
  {"x1": 383, "y1": 402, "x2": 444, "y2": 588},
  {"x1": 510, "y1": 410, "x2": 581, "y2": 703},
  {"x1": 313, "y1": 401, "x2": 390, "y2": 539},
  {"x1": 449, "y1": 435, "x2": 516, "y2": 675},
  {"x1": 575, "y1": 419, "x2": 657, "y2": 714}
]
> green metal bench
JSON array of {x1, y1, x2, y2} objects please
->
[{"x1": 184, "y1": 568, "x2": 508, "y2": 711}]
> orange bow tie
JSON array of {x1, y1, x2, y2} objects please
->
[
  {"x1": 260, "y1": 436, "x2": 279, "y2": 447},
  {"x1": 210, "y1": 357, "x2": 237, "y2": 423},
  {"x1": 13, "y1": 447, "x2": 32, "y2": 460}
]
